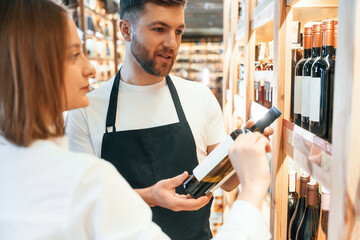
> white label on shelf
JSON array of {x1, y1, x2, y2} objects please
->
[
  {"x1": 309, "y1": 77, "x2": 321, "y2": 122},
  {"x1": 193, "y1": 135, "x2": 234, "y2": 181},
  {"x1": 301, "y1": 76, "x2": 311, "y2": 117},
  {"x1": 294, "y1": 76, "x2": 302, "y2": 114}
]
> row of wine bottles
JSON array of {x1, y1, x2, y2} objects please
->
[
  {"x1": 287, "y1": 172, "x2": 330, "y2": 240},
  {"x1": 291, "y1": 20, "x2": 337, "y2": 143},
  {"x1": 254, "y1": 42, "x2": 274, "y2": 109}
]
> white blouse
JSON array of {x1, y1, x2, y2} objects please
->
[{"x1": 0, "y1": 136, "x2": 270, "y2": 240}]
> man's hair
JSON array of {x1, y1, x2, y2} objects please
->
[
  {"x1": 120, "y1": 0, "x2": 186, "y2": 20},
  {"x1": 0, "y1": 0, "x2": 69, "y2": 146}
]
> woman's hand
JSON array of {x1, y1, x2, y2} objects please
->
[{"x1": 229, "y1": 133, "x2": 271, "y2": 210}]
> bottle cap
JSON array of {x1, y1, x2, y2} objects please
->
[
  {"x1": 307, "y1": 182, "x2": 318, "y2": 206},
  {"x1": 300, "y1": 175, "x2": 310, "y2": 196},
  {"x1": 249, "y1": 106, "x2": 282, "y2": 132}
]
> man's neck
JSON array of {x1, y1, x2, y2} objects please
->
[{"x1": 120, "y1": 53, "x2": 165, "y2": 86}]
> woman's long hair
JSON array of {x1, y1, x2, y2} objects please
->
[{"x1": 0, "y1": 0, "x2": 69, "y2": 146}]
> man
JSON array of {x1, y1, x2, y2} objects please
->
[{"x1": 66, "y1": 0, "x2": 272, "y2": 239}]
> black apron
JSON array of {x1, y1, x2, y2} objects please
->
[{"x1": 101, "y1": 71, "x2": 213, "y2": 240}]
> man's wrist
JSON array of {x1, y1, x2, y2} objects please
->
[{"x1": 135, "y1": 186, "x2": 156, "y2": 207}]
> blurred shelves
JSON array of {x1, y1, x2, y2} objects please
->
[
  {"x1": 282, "y1": 119, "x2": 331, "y2": 190},
  {"x1": 251, "y1": 0, "x2": 274, "y2": 30}
]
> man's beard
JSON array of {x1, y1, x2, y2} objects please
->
[{"x1": 131, "y1": 35, "x2": 176, "y2": 77}]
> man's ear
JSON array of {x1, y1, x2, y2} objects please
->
[{"x1": 119, "y1": 19, "x2": 131, "y2": 41}]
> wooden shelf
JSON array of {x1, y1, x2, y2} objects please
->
[
  {"x1": 282, "y1": 119, "x2": 331, "y2": 189},
  {"x1": 251, "y1": 0, "x2": 274, "y2": 30},
  {"x1": 293, "y1": 6, "x2": 338, "y2": 26},
  {"x1": 287, "y1": 0, "x2": 338, "y2": 7},
  {"x1": 255, "y1": 19, "x2": 274, "y2": 43}
]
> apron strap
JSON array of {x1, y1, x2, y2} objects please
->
[
  {"x1": 166, "y1": 76, "x2": 187, "y2": 123},
  {"x1": 105, "y1": 70, "x2": 121, "y2": 133},
  {"x1": 105, "y1": 72, "x2": 187, "y2": 133}
]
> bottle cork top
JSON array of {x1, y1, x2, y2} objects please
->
[
  {"x1": 304, "y1": 27, "x2": 313, "y2": 49},
  {"x1": 307, "y1": 182, "x2": 318, "y2": 206},
  {"x1": 312, "y1": 23, "x2": 322, "y2": 48},
  {"x1": 300, "y1": 175, "x2": 310, "y2": 196}
]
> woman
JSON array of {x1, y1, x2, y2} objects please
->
[{"x1": 0, "y1": 0, "x2": 271, "y2": 239}]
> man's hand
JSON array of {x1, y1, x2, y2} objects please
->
[
  {"x1": 229, "y1": 133, "x2": 271, "y2": 210},
  {"x1": 135, "y1": 171, "x2": 212, "y2": 212}
]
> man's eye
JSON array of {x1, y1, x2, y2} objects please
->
[
  {"x1": 176, "y1": 30, "x2": 183, "y2": 35},
  {"x1": 153, "y1": 28, "x2": 164, "y2": 32}
]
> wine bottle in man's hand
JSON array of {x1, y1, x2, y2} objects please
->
[{"x1": 183, "y1": 107, "x2": 282, "y2": 199}]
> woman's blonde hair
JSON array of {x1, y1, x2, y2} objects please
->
[{"x1": 0, "y1": 0, "x2": 69, "y2": 146}]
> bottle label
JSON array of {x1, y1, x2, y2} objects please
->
[
  {"x1": 289, "y1": 171, "x2": 296, "y2": 192},
  {"x1": 294, "y1": 76, "x2": 302, "y2": 114},
  {"x1": 301, "y1": 76, "x2": 311, "y2": 117},
  {"x1": 309, "y1": 77, "x2": 321, "y2": 122},
  {"x1": 193, "y1": 135, "x2": 234, "y2": 181}
]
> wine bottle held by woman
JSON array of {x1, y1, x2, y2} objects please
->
[
  {"x1": 288, "y1": 174, "x2": 310, "y2": 240},
  {"x1": 295, "y1": 182, "x2": 319, "y2": 240},
  {"x1": 183, "y1": 107, "x2": 282, "y2": 199}
]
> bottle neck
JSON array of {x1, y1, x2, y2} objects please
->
[
  {"x1": 312, "y1": 47, "x2": 321, "y2": 58},
  {"x1": 303, "y1": 48, "x2": 312, "y2": 58},
  {"x1": 321, "y1": 45, "x2": 335, "y2": 57}
]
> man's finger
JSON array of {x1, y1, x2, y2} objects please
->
[{"x1": 166, "y1": 171, "x2": 188, "y2": 188}]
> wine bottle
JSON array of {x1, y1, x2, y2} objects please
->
[
  {"x1": 290, "y1": 21, "x2": 303, "y2": 122},
  {"x1": 287, "y1": 171, "x2": 299, "y2": 240},
  {"x1": 264, "y1": 41, "x2": 274, "y2": 109},
  {"x1": 293, "y1": 27, "x2": 312, "y2": 127},
  {"x1": 301, "y1": 24, "x2": 322, "y2": 131},
  {"x1": 289, "y1": 174, "x2": 310, "y2": 240},
  {"x1": 254, "y1": 43, "x2": 266, "y2": 106},
  {"x1": 309, "y1": 20, "x2": 335, "y2": 142},
  {"x1": 316, "y1": 188, "x2": 330, "y2": 240},
  {"x1": 295, "y1": 182, "x2": 319, "y2": 240},
  {"x1": 183, "y1": 107, "x2": 282, "y2": 199}
]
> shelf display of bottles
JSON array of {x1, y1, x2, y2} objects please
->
[
  {"x1": 68, "y1": 0, "x2": 124, "y2": 90},
  {"x1": 254, "y1": 41, "x2": 274, "y2": 108},
  {"x1": 291, "y1": 20, "x2": 337, "y2": 143},
  {"x1": 287, "y1": 161, "x2": 331, "y2": 240}
]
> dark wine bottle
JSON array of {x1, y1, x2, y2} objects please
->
[
  {"x1": 301, "y1": 24, "x2": 322, "y2": 131},
  {"x1": 290, "y1": 21, "x2": 303, "y2": 122},
  {"x1": 316, "y1": 188, "x2": 330, "y2": 240},
  {"x1": 309, "y1": 20, "x2": 335, "y2": 142},
  {"x1": 287, "y1": 171, "x2": 299, "y2": 240},
  {"x1": 295, "y1": 182, "x2": 319, "y2": 240},
  {"x1": 293, "y1": 27, "x2": 312, "y2": 127},
  {"x1": 288, "y1": 174, "x2": 310, "y2": 240},
  {"x1": 183, "y1": 107, "x2": 282, "y2": 199}
]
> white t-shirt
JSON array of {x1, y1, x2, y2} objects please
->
[
  {"x1": 65, "y1": 75, "x2": 227, "y2": 163},
  {"x1": 0, "y1": 136, "x2": 271, "y2": 240}
]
